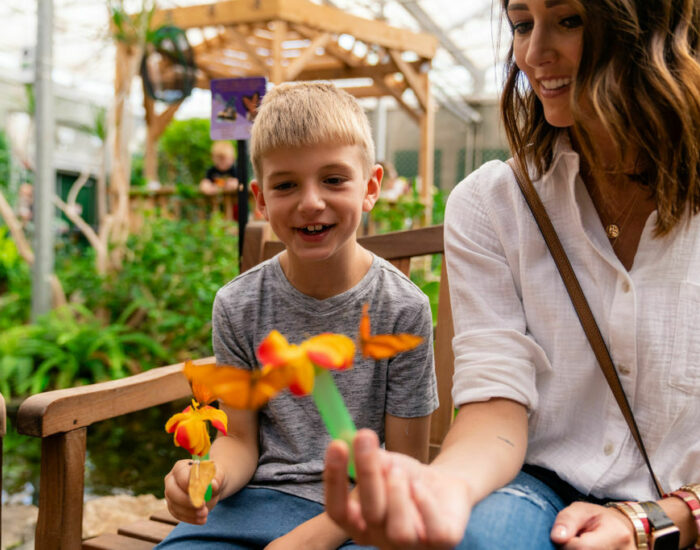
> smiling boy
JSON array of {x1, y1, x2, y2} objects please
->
[{"x1": 157, "y1": 82, "x2": 438, "y2": 550}]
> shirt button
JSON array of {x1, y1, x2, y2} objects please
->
[
  {"x1": 621, "y1": 280, "x2": 631, "y2": 293},
  {"x1": 604, "y1": 442, "x2": 615, "y2": 456},
  {"x1": 618, "y1": 364, "x2": 631, "y2": 375}
]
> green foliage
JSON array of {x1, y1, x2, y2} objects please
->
[
  {"x1": 0, "y1": 304, "x2": 168, "y2": 399},
  {"x1": 158, "y1": 119, "x2": 218, "y2": 187},
  {"x1": 0, "y1": 227, "x2": 31, "y2": 330},
  {"x1": 110, "y1": 1, "x2": 157, "y2": 45},
  {"x1": 79, "y1": 213, "x2": 238, "y2": 363},
  {"x1": 0, "y1": 129, "x2": 11, "y2": 191},
  {"x1": 0, "y1": 214, "x2": 238, "y2": 399},
  {"x1": 370, "y1": 188, "x2": 426, "y2": 233}
]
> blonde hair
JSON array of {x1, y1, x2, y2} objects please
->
[
  {"x1": 211, "y1": 140, "x2": 235, "y2": 159},
  {"x1": 500, "y1": 0, "x2": 700, "y2": 235},
  {"x1": 250, "y1": 82, "x2": 375, "y2": 180}
]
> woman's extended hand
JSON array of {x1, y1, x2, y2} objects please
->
[
  {"x1": 163, "y1": 459, "x2": 224, "y2": 525},
  {"x1": 551, "y1": 502, "x2": 638, "y2": 549},
  {"x1": 324, "y1": 429, "x2": 472, "y2": 550}
]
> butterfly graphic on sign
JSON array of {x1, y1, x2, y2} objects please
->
[{"x1": 242, "y1": 91, "x2": 261, "y2": 122}]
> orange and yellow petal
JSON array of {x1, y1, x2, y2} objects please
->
[
  {"x1": 286, "y1": 360, "x2": 315, "y2": 396},
  {"x1": 304, "y1": 333, "x2": 355, "y2": 371},
  {"x1": 166, "y1": 412, "x2": 212, "y2": 456},
  {"x1": 198, "y1": 406, "x2": 228, "y2": 436},
  {"x1": 257, "y1": 330, "x2": 300, "y2": 367}
]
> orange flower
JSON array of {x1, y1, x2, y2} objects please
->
[
  {"x1": 359, "y1": 304, "x2": 423, "y2": 360},
  {"x1": 165, "y1": 399, "x2": 228, "y2": 457},
  {"x1": 184, "y1": 360, "x2": 291, "y2": 410},
  {"x1": 257, "y1": 331, "x2": 355, "y2": 395}
]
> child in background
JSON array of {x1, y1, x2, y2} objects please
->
[
  {"x1": 199, "y1": 141, "x2": 240, "y2": 196},
  {"x1": 158, "y1": 82, "x2": 438, "y2": 550}
]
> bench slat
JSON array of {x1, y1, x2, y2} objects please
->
[
  {"x1": 82, "y1": 533, "x2": 156, "y2": 550},
  {"x1": 150, "y1": 509, "x2": 179, "y2": 525},
  {"x1": 117, "y1": 519, "x2": 176, "y2": 543}
]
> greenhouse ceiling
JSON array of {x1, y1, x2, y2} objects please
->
[{"x1": 0, "y1": 0, "x2": 510, "y2": 120}]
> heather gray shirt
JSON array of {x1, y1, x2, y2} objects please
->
[{"x1": 212, "y1": 253, "x2": 438, "y2": 503}]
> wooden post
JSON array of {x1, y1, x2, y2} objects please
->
[
  {"x1": 143, "y1": 92, "x2": 183, "y2": 184},
  {"x1": 34, "y1": 429, "x2": 87, "y2": 550},
  {"x1": 271, "y1": 20, "x2": 287, "y2": 84},
  {"x1": 418, "y1": 72, "x2": 434, "y2": 227}
]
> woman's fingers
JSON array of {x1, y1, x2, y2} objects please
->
[
  {"x1": 324, "y1": 439, "x2": 356, "y2": 526},
  {"x1": 554, "y1": 502, "x2": 636, "y2": 550},
  {"x1": 384, "y1": 466, "x2": 422, "y2": 547},
  {"x1": 354, "y1": 429, "x2": 388, "y2": 526},
  {"x1": 411, "y1": 474, "x2": 468, "y2": 549}
]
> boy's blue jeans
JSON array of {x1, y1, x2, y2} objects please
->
[
  {"x1": 155, "y1": 487, "x2": 372, "y2": 549},
  {"x1": 156, "y1": 471, "x2": 566, "y2": 549}
]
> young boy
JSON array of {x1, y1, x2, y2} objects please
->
[{"x1": 158, "y1": 82, "x2": 438, "y2": 549}]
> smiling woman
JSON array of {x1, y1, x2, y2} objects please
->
[{"x1": 324, "y1": 1, "x2": 700, "y2": 549}]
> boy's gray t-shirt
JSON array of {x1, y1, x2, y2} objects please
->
[{"x1": 212, "y1": 253, "x2": 438, "y2": 504}]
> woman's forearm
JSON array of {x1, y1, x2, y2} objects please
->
[{"x1": 431, "y1": 397, "x2": 529, "y2": 505}]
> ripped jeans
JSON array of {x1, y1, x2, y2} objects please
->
[{"x1": 456, "y1": 470, "x2": 566, "y2": 550}]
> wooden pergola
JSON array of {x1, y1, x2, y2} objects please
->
[{"x1": 118, "y1": 0, "x2": 438, "y2": 211}]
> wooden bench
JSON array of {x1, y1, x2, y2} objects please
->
[{"x1": 17, "y1": 221, "x2": 455, "y2": 549}]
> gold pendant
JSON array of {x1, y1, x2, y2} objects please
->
[{"x1": 606, "y1": 224, "x2": 620, "y2": 239}]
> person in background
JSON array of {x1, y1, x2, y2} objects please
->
[{"x1": 325, "y1": 0, "x2": 700, "y2": 548}]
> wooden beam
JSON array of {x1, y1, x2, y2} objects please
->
[
  {"x1": 143, "y1": 91, "x2": 183, "y2": 182},
  {"x1": 191, "y1": 30, "x2": 227, "y2": 56},
  {"x1": 151, "y1": 0, "x2": 437, "y2": 59},
  {"x1": 418, "y1": 71, "x2": 435, "y2": 224},
  {"x1": 341, "y1": 85, "x2": 385, "y2": 98},
  {"x1": 388, "y1": 48, "x2": 428, "y2": 113},
  {"x1": 285, "y1": 31, "x2": 330, "y2": 81},
  {"x1": 375, "y1": 77, "x2": 420, "y2": 123},
  {"x1": 225, "y1": 25, "x2": 269, "y2": 74},
  {"x1": 271, "y1": 20, "x2": 286, "y2": 84}
]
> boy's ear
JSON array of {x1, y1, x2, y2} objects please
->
[
  {"x1": 251, "y1": 181, "x2": 269, "y2": 221},
  {"x1": 362, "y1": 164, "x2": 383, "y2": 212}
]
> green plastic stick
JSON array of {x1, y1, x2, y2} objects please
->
[{"x1": 311, "y1": 366, "x2": 357, "y2": 478}]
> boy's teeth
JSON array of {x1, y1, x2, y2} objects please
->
[
  {"x1": 306, "y1": 224, "x2": 324, "y2": 231},
  {"x1": 540, "y1": 78, "x2": 572, "y2": 90}
]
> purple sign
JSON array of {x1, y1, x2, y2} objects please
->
[{"x1": 210, "y1": 77, "x2": 266, "y2": 140}]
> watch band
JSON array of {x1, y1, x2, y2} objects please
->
[
  {"x1": 626, "y1": 501, "x2": 651, "y2": 537},
  {"x1": 607, "y1": 502, "x2": 648, "y2": 549},
  {"x1": 673, "y1": 488, "x2": 700, "y2": 549},
  {"x1": 638, "y1": 501, "x2": 680, "y2": 550}
]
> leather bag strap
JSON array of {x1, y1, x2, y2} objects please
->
[{"x1": 507, "y1": 158, "x2": 665, "y2": 499}]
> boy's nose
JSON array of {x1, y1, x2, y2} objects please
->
[{"x1": 298, "y1": 185, "x2": 325, "y2": 211}]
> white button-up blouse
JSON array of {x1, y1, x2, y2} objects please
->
[{"x1": 445, "y1": 137, "x2": 700, "y2": 501}]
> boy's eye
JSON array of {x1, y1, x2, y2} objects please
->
[
  {"x1": 324, "y1": 176, "x2": 347, "y2": 185},
  {"x1": 272, "y1": 181, "x2": 294, "y2": 191}
]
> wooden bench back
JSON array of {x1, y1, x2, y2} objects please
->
[{"x1": 17, "y1": 222, "x2": 454, "y2": 549}]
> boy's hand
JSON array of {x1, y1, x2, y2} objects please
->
[{"x1": 164, "y1": 459, "x2": 224, "y2": 525}]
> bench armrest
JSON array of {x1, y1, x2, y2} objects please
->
[{"x1": 17, "y1": 357, "x2": 214, "y2": 438}]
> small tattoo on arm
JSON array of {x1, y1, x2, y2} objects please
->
[{"x1": 497, "y1": 436, "x2": 515, "y2": 447}]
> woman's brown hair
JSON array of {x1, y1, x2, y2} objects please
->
[{"x1": 500, "y1": 0, "x2": 700, "y2": 234}]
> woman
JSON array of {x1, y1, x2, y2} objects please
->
[{"x1": 324, "y1": 0, "x2": 700, "y2": 548}]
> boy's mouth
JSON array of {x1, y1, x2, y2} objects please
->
[{"x1": 297, "y1": 224, "x2": 333, "y2": 235}]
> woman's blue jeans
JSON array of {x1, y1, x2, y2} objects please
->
[
  {"x1": 155, "y1": 487, "x2": 372, "y2": 549},
  {"x1": 457, "y1": 470, "x2": 566, "y2": 549}
]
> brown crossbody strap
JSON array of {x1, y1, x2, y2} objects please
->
[{"x1": 507, "y1": 158, "x2": 665, "y2": 499}]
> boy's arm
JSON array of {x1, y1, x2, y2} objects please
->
[
  {"x1": 210, "y1": 404, "x2": 260, "y2": 499},
  {"x1": 384, "y1": 412, "x2": 431, "y2": 463}
]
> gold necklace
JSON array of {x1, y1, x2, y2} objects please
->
[{"x1": 587, "y1": 179, "x2": 644, "y2": 241}]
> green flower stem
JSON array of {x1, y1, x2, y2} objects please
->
[
  {"x1": 311, "y1": 366, "x2": 357, "y2": 478},
  {"x1": 193, "y1": 452, "x2": 213, "y2": 502}
]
